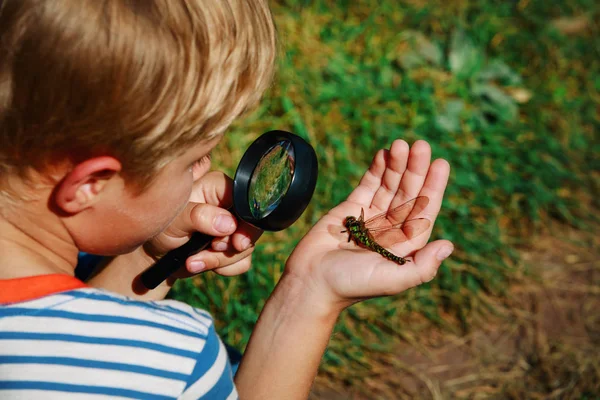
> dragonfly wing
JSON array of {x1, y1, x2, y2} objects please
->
[
  {"x1": 400, "y1": 218, "x2": 431, "y2": 240},
  {"x1": 364, "y1": 196, "x2": 429, "y2": 231},
  {"x1": 370, "y1": 218, "x2": 431, "y2": 248}
]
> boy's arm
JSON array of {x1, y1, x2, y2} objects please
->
[
  {"x1": 234, "y1": 273, "x2": 339, "y2": 400},
  {"x1": 235, "y1": 140, "x2": 452, "y2": 399}
]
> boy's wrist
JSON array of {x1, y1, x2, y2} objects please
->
[{"x1": 271, "y1": 271, "x2": 342, "y2": 323}]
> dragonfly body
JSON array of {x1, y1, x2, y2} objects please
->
[
  {"x1": 344, "y1": 215, "x2": 407, "y2": 264},
  {"x1": 342, "y1": 197, "x2": 431, "y2": 265}
]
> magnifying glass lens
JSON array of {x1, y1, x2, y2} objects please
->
[{"x1": 248, "y1": 140, "x2": 295, "y2": 219}]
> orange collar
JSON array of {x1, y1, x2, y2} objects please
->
[{"x1": 0, "y1": 274, "x2": 87, "y2": 304}]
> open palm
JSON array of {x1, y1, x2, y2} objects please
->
[{"x1": 285, "y1": 140, "x2": 453, "y2": 309}]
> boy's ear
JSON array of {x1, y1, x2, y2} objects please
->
[{"x1": 54, "y1": 156, "x2": 122, "y2": 215}]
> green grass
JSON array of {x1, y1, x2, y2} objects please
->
[{"x1": 170, "y1": 0, "x2": 599, "y2": 383}]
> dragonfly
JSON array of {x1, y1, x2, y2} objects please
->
[{"x1": 342, "y1": 196, "x2": 431, "y2": 265}]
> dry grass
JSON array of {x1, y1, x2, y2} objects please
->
[{"x1": 311, "y1": 223, "x2": 600, "y2": 399}]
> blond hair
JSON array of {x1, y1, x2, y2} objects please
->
[{"x1": 0, "y1": 0, "x2": 276, "y2": 192}]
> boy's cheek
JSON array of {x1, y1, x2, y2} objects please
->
[
  {"x1": 87, "y1": 191, "x2": 189, "y2": 254},
  {"x1": 148, "y1": 190, "x2": 193, "y2": 237},
  {"x1": 78, "y1": 170, "x2": 195, "y2": 254}
]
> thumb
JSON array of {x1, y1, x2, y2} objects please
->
[
  {"x1": 174, "y1": 202, "x2": 237, "y2": 238},
  {"x1": 410, "y1": 240, "x2": 454, "y2": 284},
  {"x1": 144, "y1": 203, "x2": 237, "y2": 258}
]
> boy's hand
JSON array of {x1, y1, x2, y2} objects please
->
[
  {"x1": 143, "y1": 171, "x2": 262, "y2": 277},
  {"x1": 88, "y1": 171, "x2": 258, "y2": 300},
  {"x1": 285, "y1": 140, "x2": 452, "y2": 313},
  {"x1": 235, "y1": 140, "x2": 451, "y2": 398}
]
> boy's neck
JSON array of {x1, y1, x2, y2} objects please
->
[{"x1": 0, "y1": 201, "x2": 78, "y2": 280}]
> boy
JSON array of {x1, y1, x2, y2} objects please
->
[{"x1": 0, "y1": 0, "x2": 453, "y2": 399}]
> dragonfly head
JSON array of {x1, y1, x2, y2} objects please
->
[{"x1": 344, "y1": 216, "x2": 357, "y2": 229}]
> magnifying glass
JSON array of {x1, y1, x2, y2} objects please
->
[{"x1": 140, "y1": 130, "x2": 318, "y2": 289}]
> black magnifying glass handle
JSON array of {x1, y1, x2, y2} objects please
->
[{"x1": 139, "y1": 232, "x2": 212, "y2": 289}]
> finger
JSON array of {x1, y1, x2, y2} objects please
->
[
  {"x1": 231, "y1": 221, "x2": 263, "y2": 252},
  {"x1": 211, "y1": 220, "x2": 263, "y2": 253},
  {"x1": 189, "y1": 170, "x2": 234, "y2": 208},
  {"x1": 409, "y1": 239, "x2": 453, "y2": 285},
  {"x1": 410, "y1": 158, "x2": 450, "y2": 222},
  {"x1": 370, "y1": 140, "x2": 410, "y2": 213},
  {"x1": 212, "y1": 255, "x2": 253, "y2": 277},
  {"x1": 374, "y1": 240, "x2": 454, "y2": 295},
  {"x1": 186, "y1": 245, "x2": 254, "y2": 274},
  {"x1": 346, "y1": 149, "x2": 388, "y2": 206},
  {"x1": 389, "y1": 140, "x2": 431, "y2": 210},
  {"x1": 211, "y1": 235, "x2": 231, "y2": 252}
]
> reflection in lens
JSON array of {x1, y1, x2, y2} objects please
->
[{"x1": 248, "y1": 140, "x2": 295, "y2": 219}]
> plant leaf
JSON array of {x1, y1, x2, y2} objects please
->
[
  {"x1": 449, "y1": 30, "x2": 483, "y2": 79},
  {"x1": 477, "y1": 59, "x2": 522, "y2": 86},
  {"x1": 472, "y1": 83, "x2": 519, "y2": 123},
  {"x1": 435, "y1": 99, "x2": 465, "y2": 133},
  {"x1": 397, "y1": 30, "x2": 443, "y2": 69}
]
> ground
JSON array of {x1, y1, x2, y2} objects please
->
[{"x1": 310, "y1": 222, "x2": 599, "y2": 399}]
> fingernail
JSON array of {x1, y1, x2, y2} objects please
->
[
  {"x1": 189, "y1": 261, "x2": 206, "y2": 273},
  {"x1": 214, "y1": 215, "x2": 235, "y2": 233},
  {"x1": 241, "y1": 237, "x2": 251, "y2": 250},
  {"x1": 436, "y1": 246, "x2": 454, "y2": 261},
  {"x1": 213, "y1": 241, "x2": 228, "y2": 252}
]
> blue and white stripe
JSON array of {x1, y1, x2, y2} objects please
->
[{"x1": 0, "y1": 288, "x2": 237, "y2": 399}]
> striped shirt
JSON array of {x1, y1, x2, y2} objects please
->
[{"x1": 0, "y1": 274, "x2": 238, "y2": 399}]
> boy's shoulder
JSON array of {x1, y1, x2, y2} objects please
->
[{"x1": 0, "y1": 278, "x2": 236, "y2": 399}]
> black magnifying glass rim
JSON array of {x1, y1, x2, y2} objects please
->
[{"x1": 233, "y1": 130, "x2": 318, "y2": 231}]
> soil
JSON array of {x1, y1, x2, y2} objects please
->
[{"x1": 309, "y1": 224, "x2": 600, "y2": 399}]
